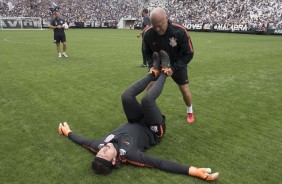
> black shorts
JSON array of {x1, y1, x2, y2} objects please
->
[
  {"x1": 54, "y1": 34, "x2": 66, "y2": 43},
  {"x1": 171, "y1": 67, "x2": 189, "y2": 85}
]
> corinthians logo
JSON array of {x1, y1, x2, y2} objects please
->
[{"x1": 169, "y1": 37, "x2": 177, "y2": 47}]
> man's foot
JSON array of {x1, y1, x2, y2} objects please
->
[
  {"x1": 140, "y1": 64, "x2": 147, "y2": 67},
  {"x1": 58, "y1": 122, "x2": 72, "y2": 136},
  {"x1": 58, "y1": 53, "x2": 62, "y2": 58},
  {"x1": 62, "y1": 52, "x2": 68, "y2": 58},
  {"x1": 159, "y1": 50, "x2": 171, "y2": 73},
  {"x1": 187, "y1": 113, "x2": 194, "y2": 124},
  {"x1": 189, "y1": 167, "x2": 219, "y2": 181},
  {"x1": 150, "y1": 52, "x2": 161, "y2": 77}
]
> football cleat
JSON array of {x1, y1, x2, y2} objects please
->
[
  {"x1": 159, "y1": 50, "x2": 171, "y2": 72},
  {"x1": 187, "y1": 113, "x2": 194, "y2": 124},
  {"x1": 140, "y1": 64, "x2": 147, "y2": 67},
  {"x1": 58, "y1": 53, "x2": 62, "y2": 58},
  {"x1": 150, "y1": 52, "x2": 161, "y2": 77},
  {"x1": 62, "y1": 52, "x2": 68, "y2": 58}
]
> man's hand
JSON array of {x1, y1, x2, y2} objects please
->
[
  {"x1": 57, "y1": 25, "x2": 62, "y2": 29},
  {"x1": 189, "y1": 166, "x2": 219, "y2": 181},
  {"x1": 58, "y1": 122, "x2": 72, "y2": 137},
  {"x1": 137, "y1": 32, "x2": 141, "y2": 38},
  {"x1": 163, "y1": 68, "x2": 173, "y2": 76}
]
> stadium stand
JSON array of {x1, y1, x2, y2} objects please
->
[{"x1": 0, "y1": 0, "x2": 281, "y2": 29}]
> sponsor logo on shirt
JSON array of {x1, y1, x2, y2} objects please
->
[
  {"x1": 150, "y1": 126, "x2": 158, "y2": 132},
  {"x1": 123, "y1": 141, "x2": 130, "y2": 145},
  {"x1": 104, "y1": 134, "x2": 115, "y2": 143},
  {"x1": 119, "y1": 149, "x2": 126, "y2": 156}
]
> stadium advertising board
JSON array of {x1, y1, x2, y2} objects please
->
[
  {"x1": 213, "y1": 24, "x2": 249, "y2": 32},
  {"x1": 3, "y1": 18, "x2": 280, "y2": 34},
  {"x1": 42, "y1": 21, "x2": 117, "y2": 29},
  {"x1": 1, "y1": 19, "x2": 40, "y2": 28},
  {"x1": 268, "y1": 29, "x2": 282, "y2": 35},
  {"x1": 183, "y1": 22, "x2": 282, "y2": 35},
  {"x1": 267, "y1": 22, "x2": 282, "y2": 35},
  {"x1": 183, "y1": 23, "x2": 202, "y2": 30}
]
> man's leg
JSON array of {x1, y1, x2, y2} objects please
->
[
  {"x1": 62, "y1": 34, "x2": 68, "y2": 57},
  {"x1": 121, "y1": 73, "x2": 155, "y2": 122},
  {"x1": 141, "y1": 41, "x2": 147, "y2": 67},
  {"x1": 178, "y1": 84, "x2": 194, "y2": 124},
  {"x1": 141, "y1": 72, "x2": 167, "y2": 137},
  {"x1": 171, "y1": 65, "x2": 194, "y2": 124},
  {"x1": 146, "y1": 81, "x2": 155, "y2": 91},
  {"x1": 56, "y1": 43, "x2": 61, "y2": 57},
  {"x1": 62, "y1": 42, "x2": 68, "y2": 57},
  {"x1": 122, "y1": 52, "x2": 161, "y2": 122},
  {"x1": 178, "y1": 84, "x2": 192, "y2": 107},
  {"x1": 63, "y1": 42, "x2": 67, "y2": 52}
]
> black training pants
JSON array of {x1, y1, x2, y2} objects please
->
[{"x1": 121, "y1": 73, "x2": 167, "y2": 127}]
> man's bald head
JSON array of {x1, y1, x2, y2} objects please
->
[
  {"x1": 150, "y1": 7, "x2": 168, "y2": 35},
  {"x1": 151, "y1": 7, "x2": 167, "y2": 20}
]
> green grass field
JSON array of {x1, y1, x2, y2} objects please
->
[{"x1": 0, "y1": 29, "x2": 281, "y2": 184}]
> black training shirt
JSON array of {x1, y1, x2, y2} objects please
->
[
  {"x1": 143, "y1": 21, "x2": 194, "y2": 72},
  {"x1": 68, "y1": 120, "x2": 190, "y2": 175},
  {"x1": 50, "y1": 17, "x2": 66, "y2": 35}
]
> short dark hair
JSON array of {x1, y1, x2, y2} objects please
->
[
  {"x1": 92, "y1": 157, "x2": 113, "y2": 175},
  {"x1": 142, "y1": 8, "x2": 148, "y2": 14}
]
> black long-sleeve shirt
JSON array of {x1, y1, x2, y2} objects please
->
[
  {"x1": 143, "y1": 21, "x2": 194, "y2": 72},
  {"x1": 68, "y1": 120, "x2": 190, "y2": 175}
]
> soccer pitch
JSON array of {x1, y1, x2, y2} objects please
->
[{"x1": 0, "y1": 29, "x2": 281, "y2": 184}]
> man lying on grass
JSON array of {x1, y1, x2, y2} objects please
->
[{"x1": 58, "y1": 51, "x2": 219, "y2": 181}]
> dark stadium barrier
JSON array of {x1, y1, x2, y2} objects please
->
[{"x1": 6, "y1": 19, "x2": 279, "y2": 35}]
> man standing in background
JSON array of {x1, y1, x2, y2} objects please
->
[
  {"x1": 50, "y1": 11, "x2": 68, "y2": 58},
  {"x1": 137, "y1": 8, "x2": 151, "y2": 67}
]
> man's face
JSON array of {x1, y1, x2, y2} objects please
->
[
  {"x1": 151, "y1": 15, "x2": 168, "y2": 35},
  {"x1": 55, "y1": 12, "x2": 60, "y2": 18},
  {"x1": 96, "y1": 143, "x2": 117, "y2": 162}
]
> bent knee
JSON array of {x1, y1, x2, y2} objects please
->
[
  {"x1": 121, "y1": 90, "x2": 133, "y2": 103},
  {"x1": 141, "y1": 94, "x2": 154, "y2": 107}
]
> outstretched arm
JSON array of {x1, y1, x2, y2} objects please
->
[
  {"x1": 58, "y1": 122, "x2": 99, "y2": 153},
  {"x1": 125, "y1": 152, "x2": 219, "y2": 181}
]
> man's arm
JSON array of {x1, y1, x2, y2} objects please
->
[
  {"x1": 50, "y1": 19, "x2": 62, "y2": 29},
  {"x1": 58, "y1": 122, "x2": 99, "y2": 153},
  {"x1": 126, "y1": 151, "x2": 219, "y2": 180},
  {"x1": 50, "y1": 25, "x2": 62, "y2": 29},
  {"x1": 171, "y1": 28, "x2": 194, "y2": 72},
  {"x1": 137, "y1": 17, "x2": 151, "y2": 38},
  {"x1": 126, "y1": 151, "x2": 189, "y2": 175},
  {"x1": 137, "y1": 25, "x2": 150, "y2": 38}
]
